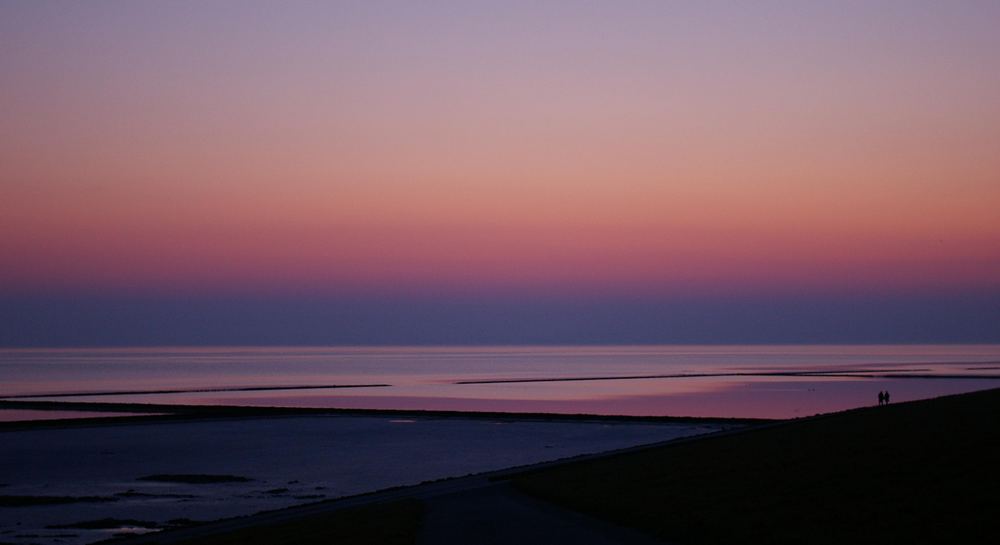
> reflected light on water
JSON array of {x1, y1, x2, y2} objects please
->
[{"x1": 3, "y1": 345, "x2": 999, "y2": 419}]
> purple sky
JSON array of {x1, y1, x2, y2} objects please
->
[{"x1": 2, "y1": 1, "x2": 998, "y2": 345}]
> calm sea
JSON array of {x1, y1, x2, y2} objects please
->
[{"x1": 2, "y1": 345, "x2": 999, "y2": 419}]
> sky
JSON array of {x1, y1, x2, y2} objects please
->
[{"x1": 1, "y1": 1, "x2": 998, "y2": 346}]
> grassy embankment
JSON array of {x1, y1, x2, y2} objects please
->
[{"x1": 514, "y1": 387, "x2": 1000, "y2": 544}]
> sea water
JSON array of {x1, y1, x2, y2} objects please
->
[{"x1": 2, "y1": 345, "x2": 999, "y2": 419}]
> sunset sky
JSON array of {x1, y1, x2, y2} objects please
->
[{"x1": 2, "y1": 1, "x2": 998, "y2": 345}]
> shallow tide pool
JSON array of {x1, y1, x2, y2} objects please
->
[{"x1": 0, "y1": 414, "x2": 720, "y2": 545}]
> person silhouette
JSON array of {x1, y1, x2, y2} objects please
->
[
  {"x1": 884, "y1": 390, "x2": 890, "y2": 405},
  {"x1": 878, "y1": 391, "x2": 885, "y2": 406}
]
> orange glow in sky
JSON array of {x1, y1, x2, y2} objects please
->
[{"x1": 2, "y1": 2, "x2": 998, "y2": 297}]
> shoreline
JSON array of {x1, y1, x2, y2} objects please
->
[{"x1": 0, "y1": 399, "x2": 768, "y2": 432}]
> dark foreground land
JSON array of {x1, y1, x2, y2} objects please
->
[
  {"x1": 515, "y1": 387, "x2": 1000, "y2": 544},
  {"x1": 110, "y1": 388, "x2": 1000, "y2": 545},
  {"x1": 164, "y1": 501, "x2": 423, "y2": 545}
]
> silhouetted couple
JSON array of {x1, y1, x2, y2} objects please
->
[{"x1": 878, "y1": 390, "x2": 891, "y2": 406}]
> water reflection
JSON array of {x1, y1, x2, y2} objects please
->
[{"x1": 3, "y1": 345, "x2": 999, "y2": 419}]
